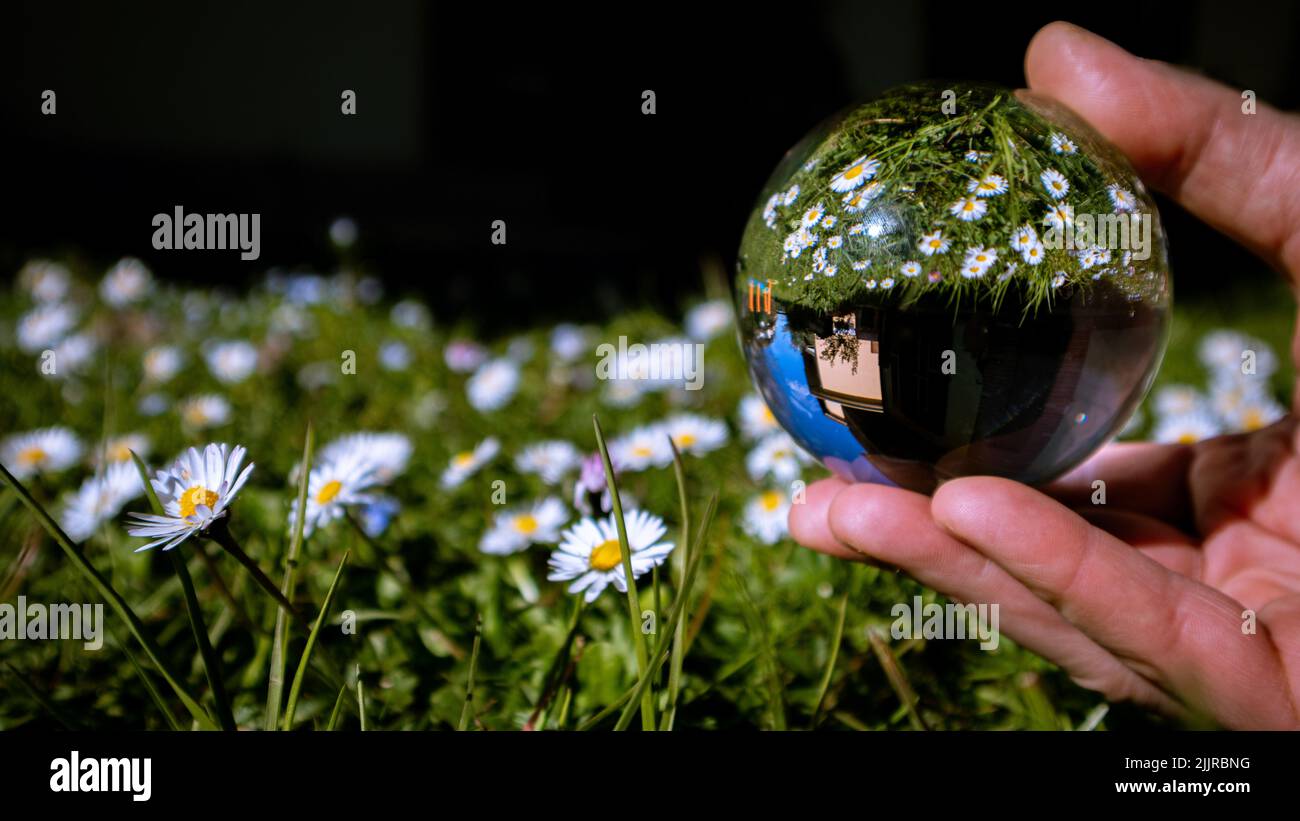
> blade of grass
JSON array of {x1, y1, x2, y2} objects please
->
[
  {"x1": 661, "y1": 437, "x2": 690, "y2": 730},
  {"x1": 458, "y1": 614, "x2": 482, "y2": 731},
  {"x1": 326, "y1": 682, "x2": 349, "y2": 730},
  {"x1": 610, "y1": 492, "x2": 717, "y2": 731},
  {"x1": 524, "y1": 598, "x2": 585, "y2": 730},
  {"x1": 357, "y1": 673, "x2": 367, "y2": 731},
  {"x1": 0, "y1": 461, "x2": 215, "y2": 729},
  {"x1": 266, "y1": 421, "x2": 313, "y2": 730},
  {"x1": 118, "y1": 640, "x2": 182, "y2": 730},
  {"x1": 592, "y1": 414, "x2": 654, "y2": 731},
  {"x1": 170, "y1": 552, "x2": 236, "y2": 730},
  {"x1": 810, "y1": 591, "x2": 850, "y2": 729},
  {"x1": 867, "y1": 626, "x2": 929, "y2": 730},
  {"x1": 131, "y1": 452, "x2": 236, "y2": 731},
  {"x1": 282, "y1": 549, "x2": 350, "y2": 729}
]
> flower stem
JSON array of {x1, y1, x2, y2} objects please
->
[
  {"x1": 209, "y1": 521, "x2": 307, "y2": 630},
  {"x1": 169, "y1": 550, "x2": 236, "y2": 730}
]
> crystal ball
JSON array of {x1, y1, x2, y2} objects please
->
[{"x1": 735, "y1": 82, "x2": 1171, "y2": 493}]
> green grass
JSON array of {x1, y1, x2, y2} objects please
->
[{"x1": 0, "y1": 261, "x2": 1291, "y2": 730}]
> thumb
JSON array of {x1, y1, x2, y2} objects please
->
[{"x1": 1025, "y1": 21, "x2": 1300, "y2": 277}]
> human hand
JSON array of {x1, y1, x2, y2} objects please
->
[{"x1": 789, "y1": 21, "x2": 1300, "y2": 729}]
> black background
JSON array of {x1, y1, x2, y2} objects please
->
[{"x1": 2, "y1": 0, "x2": 1297, "y2": 328}]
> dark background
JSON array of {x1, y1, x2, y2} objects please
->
[{"x1": 2, "y1": 0, "x2": 1297, "y2": 326}]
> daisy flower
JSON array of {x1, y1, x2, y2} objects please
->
[
  {"x1": 610, "y1": 424, "x2": 673, "y2": 471},
  {"x1": 179, "y1": 394, "x2": 231, "y2": 429},
  {"x1": 143, "y1": 345, "x2": 183, "y2": 383},
  {"x1": 742, "y1": 490, "x2": 791, "y2": 545},
  {"x1": 1042, "y1": 203, "x2": 1075, "y2": 231},
  {"x1": 661, "y1": 414, "x2": 728, "y2": 457},
  {"x1": 547, "y1": 509, "x2": 674, "y2": 602},
  {"x1": 1197, "y1": 330, "x2": 1260, "y2": 374},
  {"x1": 379, "y1": 341, "x2": 412, "y2": 371},
  {"x1": 19, "y1": 260, "x2": 71, "y2": 303},
  {"x1": 444, "y1": 339, "x2": 488, "y2": 373},
  {"x1": 829, "y1": 155, "x2": 880, "y2": 192},
  {"x1": 1051, "y1": 271, "x2": 1068, "y2": 288},
  {"x1": 1040, "y1": 168, "x2": 1070, "y2": 199},
  {"x1": 16, "y1": 303, "x2": 77, "y2": 353},
  {"x1": 467, "y1": 358, "x2": 520, "y2": 412},
  {"x1": 515, "y1": 440, "x2": 581, "y2": 485},
  {"x1": 205, "y1": 340, "x2": 259, "y2": 384},
  {"x1": 685, "y1": 300, "x2": 733, "y2": 341},
  {"x1": 963, "y1": 245, "x2": 998, "y2": 271},
  {"x1": 746, "y1": 433, "x2": 810, "y2": 483},
  {"x1": 864, "y1": 279, "x2": 878, "y2": 290},
  {"x1": 821, "y1": 214, "x2": 838, "y2": 230},
  {"x1": 60, "y1": 462, "x2": 144, "y2": 543},
  {"x1": 1, "y1": 427, "x2": 82, "y2": 480},
  {"x1": 811, "y1": 247, "x2": 828, "y2": 273},
  {"x1": 1010, "y1": 225, "x2": 1038, "y2": 252},
  {"x1": 125, "y1": 443, "x2": 254, "y2": 552},
  {"x1": 847, "y1": 222, "x2": 867, "y2": 236},
  {"x1": 762, "y1": 192, "x2": 781, "y2": 228},
  {"x1": 1049, "y1": 132, "x2": 1077, "y2": 155},
  {"x1": 739, "y1": 394, "x2": 780, "y2": 440},
  {"x1": 1107, "y1": 184, "x2": 1137, "y2": 213},
  {"x1": 550, "y1": 324, "x2": 589, "y2": 361},
  {"x1": 96, "y1": 433, "x2": 151, "y2": 466},
  {"x1": 841, "y1": 183, "x2": 883, "y2": 213},
  {"x1": 440, "y1": 437, "x2": 500, "y2": 489},
  {"x1": 851, "y1": 259, "x2": 870, "y2": 271},
  {"x1": 968, "y1": 173, "x2": 1008, "y2": 197},
  {"x1": 320, "y1": 432, "x2": 412, "y2": 482},
  {"x1": 826, "y1": 235, "x2": 844, "y2": 249},
  {"x1": 782, "y1": 184, "x2": 800, "y2": 207},
  {"x1": 900, "y1": 261, "x2": 921, "y2": 278},
  {"x1": 927, "y1": 270, "x2": 942, "y2": 283},
  {"x1": 1021, "y1": 241, "x2": 1047, "y2": 265},
  {"x1": 1225, "y1": 394, "x2": 1287, "y2": 433},
  {"x1": 1153, "y1": 385, "x2": 1205, "y2": 418},
  {"x1": 801, "y1": 202, "x2": 827, "y2": 228},
  {"x1": 949, "y1": 197, "x2": 988, "y2": 222},
  {"x1": 479, "y1": 497, "x2": 568, "y2": 555},
  {"x1": 880, "y1": 276, "x2": 895, "y2": 288},
  {"x1": 1077, "y1": 247, "x2": 1100, "y2": 269},
  {"x1": 100, "y1": 258, "x2": 152, "y2": 307},
  {"x1": 290, "y1": 444, "x2": 381, "y2": 537},
  {"x1": 1152, "y1": 410, "x2": 1221, "y2": 445},
  {"x1": 918, "y1": 229, "x2": 950, "y2": 256}
]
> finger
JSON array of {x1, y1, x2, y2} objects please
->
[
  {"x1": 1025, "y1": 21, "x2": 1300, "y2": 275},
  {"x1": 826, "y1": 482, "x2": 1179, "y2": 713},
  {"x1": 1045, "y1": 441, "x2": 1194, "y2": 526},
  {"x1": 1075, "y1": 507, "x2": 1201, "y2": 578},
  {"x1": 1258, "y1": 594, "x2": 1300, "y2": 729},
  {"x1": 934, "y1": 476, "x2": 1298, "y2": 728},
  {"x1": 786, "y1": 477, "x2": 860, "y2": 560}
]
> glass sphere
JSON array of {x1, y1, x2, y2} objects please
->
[{"x1": 735, "y1": 82, "x2": 1171, "y2": 493}]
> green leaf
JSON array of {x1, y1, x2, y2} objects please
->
[
  {"x1": 266, "y1": 421, "x2": 313, "y2": 730},
  {"x1": 282, "y1": 549, "x2": 350, "y2": 730}
]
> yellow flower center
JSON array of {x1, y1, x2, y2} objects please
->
[
  {"x1": 184, "y1": 406, "x2": 207, "y2": 426},
  {"x1": 513, "y1": 514, "x2": 538, "y2": 535},
  {"x1": 674, "y1": 433, "x2": 696, "y2": 448},
  {"x1": 316, "y1": 479, "x2": 342, "y2": 504},
  {"x1": 16, "y1": 446, "x2": 47, "y2": 467},
  {"x1": 179, "y1": 485, "x2": 219, "y2": 518},
  {"x1": 1176, "y1": 432, "x2": 1198, "y2": 445},
  {"x1": 453, "y1": 451, "x2": 474, "y2": 468},
  {"x1": 109, "y1": 443, "x2": 133, "y2": 462},
  {"x1": 1243, "y1": 409, "x2": 1264, "y2": 431},
  {"x1": 844, "y1": 165, "x2": 863, "y2": 180},
  {"x1": 760, "y1": 491, "x2": 783, "y2": 512},
  {"x1": 589, "y1": 539, "x2": 624, "y2": 571},
  {"x1": 632, "y1": 445, "x2": 652, "y2": 458}
]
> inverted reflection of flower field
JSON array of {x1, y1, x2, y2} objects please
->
[{"x1": 1, "y1": 248, "x2": 1290, "y2": 731}]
